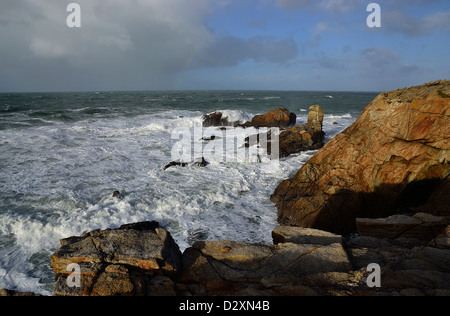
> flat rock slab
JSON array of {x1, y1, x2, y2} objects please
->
[
  {"x1": 356, "y1": 213, "x2": 450, "y2": 240},
  {"x1": 272, "y1": 226, "x2": 343, "y2": 246},
  {"x1": 181, "y1": 240, "x2": 352, "y2": 295}
]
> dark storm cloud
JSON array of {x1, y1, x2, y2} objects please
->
[
  {"x1": 358, "y1": 48, "x2": 420, "y2": 77},
  {"x1": 190, "y1": 36, "x2": 299, "y2": 68},
  {"x1": 0, "y1": 0, "x2": 301, "y2": 91}
]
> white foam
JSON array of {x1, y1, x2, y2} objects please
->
[{"x1": 219, "y1": 110, "x2": 253, "y2": 125}]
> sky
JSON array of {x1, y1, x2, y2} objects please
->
[{"x1": 0, "y1": 0, "x2": 449, "y2": 92}]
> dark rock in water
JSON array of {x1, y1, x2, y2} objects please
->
[
  {"x1": 278, "y1": 123, "x2": 325, "y2": 158},
  {"x1": 112, "y1": 191, "x2": 123, "y2": 199},
  {"x1": 272, "y1": 80, "x2": 450, "y2": 235},
  {"x1": 201, "y1": 135, "x2": 220, "y2": 141},
  {"x1": 164, "y1": 158, "x2": 209, "y2": 171},
  {"x1": 192, "y1": 157, "x2": 209, "y2": 168},
  {"x1": 202, "y1": 112, "x2": 239, "y2": 127},
  {"x1": 119, "y1": 221, "x2": 160, "y2": 232},
  {"x1": 163, "y1": 161, "x2": 188, "y2": 171}
]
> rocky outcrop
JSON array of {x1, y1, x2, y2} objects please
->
[
  {"x1": 202, "y1": 112, "x2": 240, "y2": 127},
  {"x1": 278, "y1": 123, "x2": 325, "y2": 158},
  {"x1": 51, "y1": 221, "x2": 182, "y2": 296},
  {"x1": 49, "y1": 219, "x2": 450, "y2": 296},
  {"x1": 245, "y1": 105, "x2": 325, "y2": 158},
  {"x1": 271, "y1": 80, "x2": 450, "y2": 234},
  {"x1": 241, "y1": 107, "x2": 297, "y2": 129},
  {"x1": 180, "y1": 238, "x2": 352, "y2": 296}
]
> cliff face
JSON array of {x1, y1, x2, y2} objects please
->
[{"x1": 271, "y1": 80, "x2": 450, "y2": 234}]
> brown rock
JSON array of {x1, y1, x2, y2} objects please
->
[
  {"x1": 271, "y1": 80, "x2": 450, "y2": 235},
  {"x1": 272, "y1": 226, "x2": 343, "y2": 246},
  {"x1": 180, "y1": 239, "x2": 352, "y2": 295},
  {"x1": 308, "y1": 104, "x2": 325, "y2": 131},
  {"x1": 51, "y1": 221, "x2": 182, "y2": 296},
  {"x1": 202, "y1": 112, "x2": 240, "y2": 127},
  {"x1": 278, "y1": 123, "x2": 325, "y2": 158},
  {"x1": 246, "y1": 105, "x2": 325, "y2": 158},
  {"x1": 356, "y1": 213, "x2": 450, "y2": 241},
  {"x1": 0, "y1": 289, "x2": 42, "y2": 296},
  {"x1": 245, "y1": 107, "x2": 297, "y2": 128}
]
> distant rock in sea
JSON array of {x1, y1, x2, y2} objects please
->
[
  {"x1": 271, "y1": 80, "x2": 450, "y2": 235},
  {"x1": 277, "y1": 105, "x2": 325, "y2": 158},
  {"x1": 244, "y1": 105, "x2": 325, "y2": 159},
  {"x1": 202, "y1": 112, "x2": 237, "y2": 127},
  {"x1": 240, "y1": 107, "x2": 297, "y2": 129}
]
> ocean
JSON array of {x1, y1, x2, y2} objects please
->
[{"x1": 0, "y1": 90, "x2": 378, "y2": 295}]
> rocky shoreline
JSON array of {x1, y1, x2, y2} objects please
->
[
  {"x1": 2, "y1": 80, "x2": 449, "y2": 296},
  {"x1": 47, "y1": 212, "x2": 449, "y2": 296}
]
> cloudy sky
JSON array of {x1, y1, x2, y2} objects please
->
[{"x1": 0, "y1": 0, "x2": 449, "y2": 92}]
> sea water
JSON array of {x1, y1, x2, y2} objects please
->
[{"x1": 0, "y1": 90, "x2": 378, "y2": 295}]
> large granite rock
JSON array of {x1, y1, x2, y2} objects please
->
[
  {"x1": 242, "y1": 107, "x2": 297, "y2": 129},
  {"x1": 50, "y1": 221, "x2": 182, "y2": 296},
  {"x1": 245, "y1": 105, "x2": 325, "y2": 158},
  {"x1": 271, "y1": 80, "x2": 450, "y2": 235},
  {"x1": 180, "y1": 240, "x2": 352, "y2": 296}
]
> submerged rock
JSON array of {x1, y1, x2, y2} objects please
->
[
  {"x1": 163, "y1": 157, "x2": 209, "y2": 171},
  {"x1": 272, "y1": 80, "x2": 450, "y2": 235},
  {"x1": 202, "y1": 112, "x2": 238, "y2": 127},
  {"x1": 112, "y1": 191, "x2": 123, "y2": 199}
]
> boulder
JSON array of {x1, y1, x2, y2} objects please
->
[
  {"x1": 50, "y1": 221, "x2": 182, "y2": 296},
  {"x1": 430, "y1": 225, "x2": 450, "y2": 249},
  {"x1": 242, "y1": 107, "x2": 297, "y2": 129},
  {"x1": 278, "y1": 123, "x2": 325, "y2": 158},
  {"x1": 244, "y1": 105, "x2": 325, "y2": 158},
  {"x1": 271, "y1": 80, "x2": 450, "y2": 235},
  {"x1": 202, "y1": 112, "x2": 238, "y2": 127}
]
